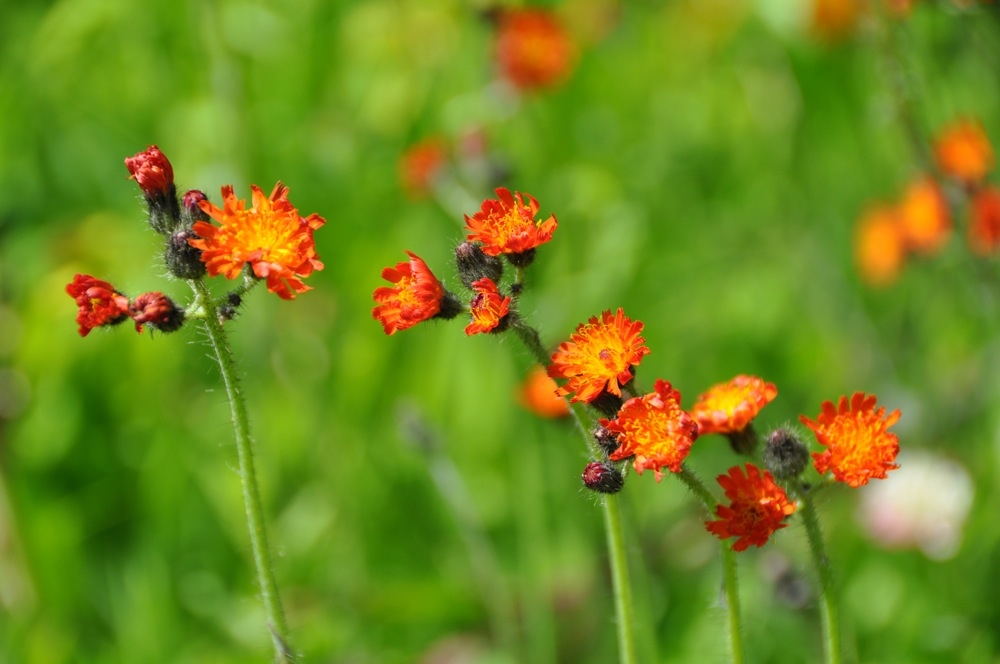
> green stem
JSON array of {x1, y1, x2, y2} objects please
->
[
  {"x1": 797, "y1": 483, "x2": 841, "y2": 664},
  {"x1": 191, "y1": 280, "x2": 292, "y2": 663},
  {"x1": 677, "y1": 465, "x2": 745, "y2": 664},
  {"x1": 511, "y1": 317, "x2": 636, "y2": 663}
]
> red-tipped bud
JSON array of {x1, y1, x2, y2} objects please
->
[
  {"x1": 129, "y1": 292, "x2": 185, "y2": 334},
  {"x1": 592, "y1": 425, "x2": 620, "y2": 457},
  {"x1": 582, "y1": 461, "x2": 624, "y2": 494},
  {"x1": 181, "y1": 189, "x2": 212, "y2": 225},
  {"x1": 164, "y1": 229, "x2": 207, "y2": 279},
  {"x1": 65, "y1": 274, "x2": 130, "y2": 337},
  {"x1": 125, "y1": 145, "x2": 181, "y2": 234}
]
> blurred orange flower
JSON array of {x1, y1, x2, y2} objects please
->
[
  {"x1": 465, "y1": 187, "x2": 558, "y2": 257},
  {"x1": 934, "y1": 118, "x2": 995, "y2": 185},
  {"x1": 548, "y1": 308, "x2": 650, "y2": 403},
  {"x1": 465, "y1": 277, "x2": 510, "y2": 335},
  {"x1": 810, "y1": 0, "x2": 860, "y2": 41},
  {"x1": 690, "y1": 375, "x2": 777, "y2": 436},
  {"x1": 373, "y1": 251, "x2": 445, "y2": 335},
  {"x1": 517, "y1": 365, "x2": 571, "y2": 418},
  {"x1": 191, "y1": 183, "x2": 325, "y2": 300},
  {"x1": 705, "y1": 463, "x2": 797, "y2": 552},
  {"x1": 800, "y1": 392, "x2": 901, "y2": 487},
  {"x1": 855, "y1": 205, "x2": 906, "y2": 287},
  {"x1": 399, "y1": 138, "x2": 447, "y2": 199},
  {"x1": 897, "y1": 176, "x2": 951, "y2": 255},
  {"x1": 602, "y1": 379, "x2": 698, "y2": 481},
  {"x1": 968, "y1": 186, "x2": 1000, "y2": 255},
  {"x1": 495, "y1": 9, "x2": 576, "y2": 91}
]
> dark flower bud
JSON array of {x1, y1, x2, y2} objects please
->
[
  {"x1": 505, "y1": 247, "x2": 536, "y2": 269},
  {"x1": 164, "y1": 229, "x2": 207, "y2": 279},
  {"x1": 590, "y1": 390, "x2": 624, "y2": 419},
  {"x1": 763, "y1": 428, "x2": 810, "y2": 479},
  {"x1": 455, "y1": 241, "x2": 504, "y2": 289},
  {"x1": 181, "y1": 189, "x2": 211, "y2": 226},
  {"x1": 582, "y1": 461, "x2": 624, "y2": 494},
  {"x1": 125, "y1": 145, "x2": 181, "y2": 235},
  {"x1": 593, "y1": 425, "x2": 620, "y2": 456},
  {"x1": 725, "y1": 425, "x2": 759, "y2": 457},
  {"x1": 218, "y1": 292, "x2": 242, "y2": 323},
  {"x1": 434, "y1": 289, "x2": 465, "y2": 321},
  {"x1": 129, "y1": 292, "x2": 185, "y2": 334}
]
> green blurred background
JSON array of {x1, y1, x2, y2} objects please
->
[{"x1": 2, "y1": 0, "x2": 999, "y2": 662}]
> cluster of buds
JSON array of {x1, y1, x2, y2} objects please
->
[
  {"x1": 856, "y1": 117, "x2": 1000, "y2": 286},
  {"x1": 66, "y1": 146, "x2": 326, "y2": 337},
  {"x1": 374, "y1": 185, "x2": 903, "y2": 553}
]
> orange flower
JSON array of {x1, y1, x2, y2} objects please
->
[
  {"x1": 601, "y1": 379, "x2": 698, "y2": 481},
  {"x1": 517, "y1": 365, "x2": 571, "y2": 418},
  {"x1": 495, "y1": 9, "x2": 576, "y2": 91},
  {"x1": 800, "y1": 392, "x2": 901, "y2": 487},
  {"x1": 810, "y1": 0, "x2": 860, "y2": 41},
  {"x1": 399, "y1": 138, "x2": 447, "y2": 198},
  {"x1": 548, "y1": 308, "x2": 650, "y2": 403},
  {"x1": 125, "y1": 145, "x2": 174, "y2": 198},
  {"x1": 855, "y1": 206, "x2": 906, "y2": 287},
  {"x1": 65, "y1": 274, "x2": 130, "y2": 337},
  {"x1": 934, "y1": 118, "x2": 994, "y2": 185},
  {"x1": 190, "y1": 183, "x2": 325, "y2": 299},
  {"x1": 373, "y1": 251, "x2": 446, "y2": 335},
  {"x1": 690, "y1": 375, "x2": 777, "y2": 436},
  {"x1": 465, "y1": 277, "x2": 510, "y2": 335},
  {"x1": 897, "y1": 176, "x2": 951, "y2": 255},
  {"x1": 968, "y1": 186, "x2": 1000, "y2": 255},
  {"x1": 464, "y1": 187, "x2": 558, "y2": 258},
  {"x1": 705, "y1": 463, "x2": 797, "y2": 552}
]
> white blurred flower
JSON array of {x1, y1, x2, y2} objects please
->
[{"x1": 857, "y1": 450, "x2": 973, "y2": 560}]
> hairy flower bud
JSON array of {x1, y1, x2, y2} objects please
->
[
  {"x1": 455, "y1": 241, "x2": 504, "y2": 289},
  {"x1": 181, "y1": 189, "x2": 211, "y2": 226},
  {"x1": 763, "y1": 428, "x2": 810, "y2": 479},
  {"x1": 164, "y1": 229, "x2": 207, "y2": 279},
  {"x1": 125, "y1": 145, "x2": 181, "y2": 235},
  {"x1": 129, "y1": 292, "x2": 185, "y2": 334},
  {"x1": 582, "y1": 461, "x2": 624, "y2": 494},
  {"x1": 593, "y1": 425, "x2": 620, "y2": 456}
]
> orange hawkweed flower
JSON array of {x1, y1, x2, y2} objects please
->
[
  {"x1": 190, "y1": 183, "x2": 325, "y2": 300},
  {"x1": 690, "y1": 375, "x2": 778, "y2": 436},
  {"x1": 897, "y1": 176, "x2": 951, "y2": 255},
  {"x1": 495, "y1": 9, "x2": 576, "y2": 91},
  {"x1": 934, "y1": 118, "x2": 994, "y2": 185},
  {"x1": 465, "y1": 187, "x2": 558, "y2": 258},
  {"x1": 124, "y1": 145, "x2": 174, "y2": 198},
  {"x1": 800, "y1": 392, "x2": 901, "y2": 487},
  {"x1": 968, "y1": 186, "x2": 1000, "y2": 255},
  {"x1": 465, "y1": 277, "x2": 510, "y2": 335},
  {"x1": 65, "y1": 274, "x2": 130, "y2": 337},
  {"x1": 548, "y1": 308, "x2": 650, "y2": 403},
  {"x1": 399, "y1": 138, "x2": 447, "y2": 199},
  {"x1": 373, "y1": 251, "x2": 446, "y2": 335},
  {"x1": 517, "y1": 365, "x2": 571, "y2": 418},
  {"x1": 601, "y1": 379, "x2": 698, "y2": 481},
  {"x1": 705, "y1": 463, "x2": 797, "y2": 552},
  {"x1": 855, "y1": 205, "x2": 906, "y2": 287}
]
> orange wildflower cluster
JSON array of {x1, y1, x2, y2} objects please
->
[
  {"x1": 190, "y1": 183, "x2": 326, "y2": 300},
  {"x1": 601, "y1": 379, "x2": 699, "y2": 481},
  {"x1": 801, "y1": 392, "x2": 901, "y2": 487},
  {"x1": 705, "y1": 464, "x2": 797, "y2": 552},
  {"x1": 495, "y1": 9, "x2": 576, "y2": 92},
  {"x1": 934, "y1": 118, "x2": 995, "y2": 186},
  {"x1": 464, "y1": 187, "x2": 558, "y2": 258},
  {"x1": 548, "y1": 308, "x2": 650, "y2": 403},
  {"x1": 66, "y1": 274, "x2": 184, "y2": 337},
  {"x1": 690, "y1": 375, "x2": 777, "y2": 436}
]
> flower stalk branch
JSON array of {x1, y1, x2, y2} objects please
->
[
  {"x1": 797, "y1": 482, "x2": 842, "y2": 664},
  {"x1": 192, "y1": 278, "x2": 292, "y2": 663}
]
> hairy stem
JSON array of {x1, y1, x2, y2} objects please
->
[{"x1": 797, "y1": 483, "x2": 842, "y2": 664}]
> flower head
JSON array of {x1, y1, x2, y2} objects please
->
[
  {"x1": 934, "y1": 118, "x2": 994, "y2": 185},
  {"x1": 189, "y1": 183, "x2": 325, "y2": 300},
  {"x1": 800, "y1": 392, "x2": 901, "y2": 487},
  {"x1": 897, "y1": 176, "x2": 951, "y2": 255},
  {"x1": 582, "y1": 461, "x2": 624, "y2": 494},
  {"x1": 601, "y1": 379, "x2": 698, "y2": 481},
  {"x1": 125, "y1": 145, "x2": 174, "y2": 198},
  {"x1": 464, "y1": 187, "x2": 557, "y2": 258},
  {"x1": 373, "y1": 251, "x2": 446, "y2": 335},
  {"x1": 495, "y1": 9, "x2": 576, "y2": 91},
  {"x1": 465, "y1": 277, "x2": 510, "y2": 335},
  {"x1": 855, "y1": 205, "x2": 906, "y2": 287},
  {"x1": 399, "y1": 138, "x2": 447, "y2": 198},
  {"x1": 129, "y1": 292, "x2": 184, "y2": 334},
  {"x1": 968, "y1": 186, "x2": 1000, "y2": 256},
  {"x1": 690, "y1": 375, "x2": 777, "y2": 436},
  {"x1": 66, "y1": 274, "x2": 130, "y2": 337},
  {"x1": 517, "y1": 365, "x2": 570, "y2": 419},
  {"x1": 705, "y1": 463, "x2": 797, "y2": 552},
  {"x1": 548, "y1": 308, "x2": 650, "y2": 403}
]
